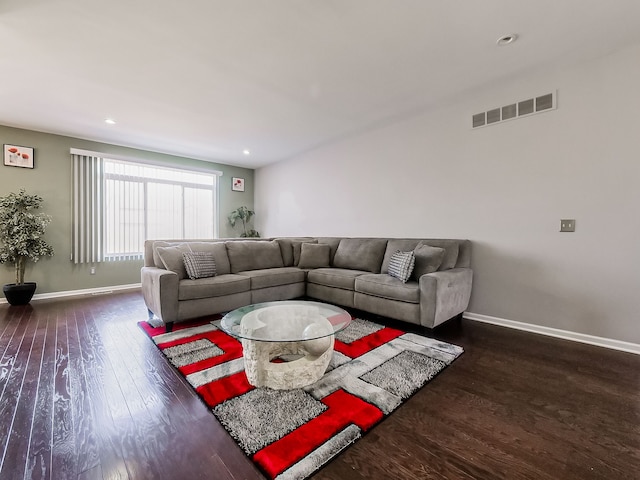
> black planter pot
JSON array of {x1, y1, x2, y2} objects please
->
[{"x1": 3, "y1": 282, "x2": 37, "y2": 306}]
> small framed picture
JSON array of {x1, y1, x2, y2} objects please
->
[
  {"x1": 4, "y1": 144, "x2": 35, "y2": 169},
  {"x1": 232, "y1": 177, "x2": 245, "y2": 192}
]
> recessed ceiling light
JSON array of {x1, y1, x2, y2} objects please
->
[
  {"x1": 242, "y1": 149, "x2": 251, "y2": 155},
  {"x1": 497, "y1": 34, "x2": 518, "y2": 46},
  {"x1": 105, "y1": 118, "x2": 116, "y2": 125}
]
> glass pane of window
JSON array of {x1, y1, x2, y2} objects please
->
[
  {"x1": 184, "y1": 187, "x2": 214, "y2": 238},
  {"x1": 102, "y1": 158, "x2": 217, "y2": 259},
  {"x1": 147, "y1": 183, "x2": 184, "y2": 239},
  {"x1": 105, "y1": 179, "x2": 145, "y2": 256}
]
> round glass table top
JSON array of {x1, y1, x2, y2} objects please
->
[{"x1": 220, "y1": 300, "x2": 352, "y2": 342}]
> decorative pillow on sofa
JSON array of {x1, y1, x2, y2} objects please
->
[
  {"x1": 153, "y1": 241, "x2": 178, "y2": 268},
  {"x1": 297, "y1": 243, "x2": 331, "y2": 269},
  {"x1": 418, "y1": 241, "x2": 459, "y2": 271},
  {"x1": 387, "y1": 250, "x2": 415, "y2": 283},
  {"x1": 184, "y1": 242, "x2": 231, "y2": 275},
  {"x1": 275, "y1": 238, "x2": 316, "y2": 266},
  {"x1": 412, "y1": 245, "x2": 445, "y2": 279},
  {"x1": 156, "y1": 245, "x2": 188, "y2": 280},
  {"x1": 183, "y1": 252, "x2": 217, "y2": 280},
  {"x1": 292, "y1": 239, "x2": 318, "y2": 266}
]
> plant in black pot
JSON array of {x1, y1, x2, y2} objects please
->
[
  {"x1": 228, "y1": 206, "x2": 260, "y2": 238},
  {"x1": 0, "y1": 189, "x2": 54, "y2": 305}
]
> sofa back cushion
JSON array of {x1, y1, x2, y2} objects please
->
[
  {"x1": 315, "y1": 237, "x2": 342, "y2": 264},
  {"x1": 297, "y1": 243, "x2": 331, "y2": 269},
  {"x1": 332, "y1": 238, "x2": 388, "y2": 273},
  {"x1": 226, "y1": 240, "x2": 285, "y2": 273}
]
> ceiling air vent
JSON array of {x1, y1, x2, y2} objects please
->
[{"x1": 472, "y1": 91, "x2": 557, "y2": 128}]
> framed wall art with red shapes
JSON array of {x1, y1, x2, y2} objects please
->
[
  {"x1": 4, "y1": 144, "x2": 34, "y2": 169},
  {"x1": 232, "y1": 177, "x2": 245, "y2": 192}
]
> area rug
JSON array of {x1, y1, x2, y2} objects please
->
[{"x1": 138, "y1": 317, "x2": 463, "y2": 480}]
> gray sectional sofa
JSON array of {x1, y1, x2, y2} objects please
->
[{"x1": 141, "y1": 237, "x2": 472, "y2": 331}]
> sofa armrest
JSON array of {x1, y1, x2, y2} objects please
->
[
  {"x1": 419, "y1": 268, "x2": 473, "y2": 328},
  {"x1": 141, "y1": 266, "x2": 179, "y2": 324}
]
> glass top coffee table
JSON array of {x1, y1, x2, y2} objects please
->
[{"x1": 220, "y1": 300, "x2": 352, "y2": 389}]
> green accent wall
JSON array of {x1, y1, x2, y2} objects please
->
[{"x1": 0, "y1": 125, "x2": 254, "y2": 295}]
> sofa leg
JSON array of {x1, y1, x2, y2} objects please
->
[{"x1": 165, "y1": 322, "x2": 174, "y2": 333}]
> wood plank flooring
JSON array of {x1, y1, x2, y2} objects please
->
[{"x1": 0, "y1": 291, "x2": 638, "y2": 479}]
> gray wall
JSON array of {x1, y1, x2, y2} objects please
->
[
  {"x1": 255, "y1": 42, "x2": 640, "y2": 344},
  {"x1": 0, "y1": 125, "x2": 254, "y2": 294}
]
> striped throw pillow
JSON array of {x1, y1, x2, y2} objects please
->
[
  {"x1": 183, "y1": 252, "x2": 217, "y2": 280},
  {"x1": 387, "y1": 250, "x2": 415, "y2": 283}
]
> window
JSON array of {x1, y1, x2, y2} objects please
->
[{"x1": 72, "y1": 151, "x2": 219, "y2": 263}]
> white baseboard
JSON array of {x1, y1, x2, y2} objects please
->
[
  {"x1": 3, "y1": 289, "x2": 637, "y2": 355},
  {"x1": 0, "y1": 283, "x2": 141, "y2": 304},
  {"x1": 463, "y1": 311, "x2": 640, "y2": 355}
]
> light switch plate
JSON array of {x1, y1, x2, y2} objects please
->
[{"x1": 560, "y1": 219, "x2": 575, "y2": 232}]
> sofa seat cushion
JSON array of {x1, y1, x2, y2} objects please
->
[
  {"x1": 307, "y1": 268, "x2": 369, "y2": 290},
  {"x1": 237, "y1": 267, "x2": 305, "y2": 290},
  {"x1": 178, "y1": 274, "x2": 250, "y2": 301},
  {"x1": 355, "y1": 274, "x2": 420, "y2": 304}
]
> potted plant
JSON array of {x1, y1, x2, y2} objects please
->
[
  {"x1": 228, "y1": 206, "x2": 260, "y2": 237},
  {"x1": 0, "y1": 189, "x2": 54, "y2": 305}
]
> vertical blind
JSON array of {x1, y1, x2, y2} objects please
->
[
  {"x1": 72, "y1": 153, "x2": 104, "y2": 264},
  {"x1": 71, "y1": 150, "x2": 219, "y2": 264}
]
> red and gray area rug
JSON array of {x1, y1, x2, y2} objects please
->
[{"x1": 139, "y1": 316, "x2": 463, "y2": 480}]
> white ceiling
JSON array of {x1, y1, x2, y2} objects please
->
[{"x1": 2, "y1": 1, "x2": 640, "y2": 169}]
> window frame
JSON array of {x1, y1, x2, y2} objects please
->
[{"x1": 71, "y1": 148, "x2": 222, "y2": 262}]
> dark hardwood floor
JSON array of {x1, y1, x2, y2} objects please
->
[{"x1": 0, "y1": 291, "x2": 638, "y2": 480}]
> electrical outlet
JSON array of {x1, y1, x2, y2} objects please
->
[
  {"x1": 560, "y1": 219, "x2": 575, "y2": 232},
  {"x1": 90, "y1": 266, "x2": 96, "y2": 275}
]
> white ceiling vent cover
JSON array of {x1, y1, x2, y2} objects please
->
[{"x1": 472, "y1": 91, "x2": 557, "y2": 128}]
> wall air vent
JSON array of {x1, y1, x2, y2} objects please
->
[{"x1": 472, "y1": 91, "x2": 557, "y2": 129}]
